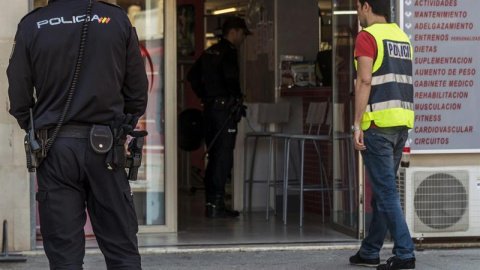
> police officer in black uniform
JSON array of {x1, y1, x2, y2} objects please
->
[
  {"x1": 7, "y1": 0, "x2": 147, "y2": 269},
  {"x1": 187, "y1": 17, "x2": 250, "y2": 218}
]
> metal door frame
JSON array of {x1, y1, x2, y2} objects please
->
[{"x1": 331, "y1": 0, "x2": 363, "y2": 239}]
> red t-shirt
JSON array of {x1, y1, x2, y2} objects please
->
[
  {"x1": 355, "y1": 31, "x2": 378, "y2": 129},
  {"x1": 355, "y1": 31, "x2": 377, "y2": 60}
]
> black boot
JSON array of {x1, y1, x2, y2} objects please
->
[{"x1": 205, "y1": 195, "x2": 239, "y2": 218}]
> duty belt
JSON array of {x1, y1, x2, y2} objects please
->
[
  {"x1": 202, "y1": 96, "x2": 239, "y2": 106},
  {"x1": 33, "y1": 125, "x2": 93, "y2": 155},
  {"x1": 43, "y1": 125, "x2": 93, "y2": 139}
]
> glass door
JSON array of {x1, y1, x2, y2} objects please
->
[
  {"x1": 116, "y1": 0, "x2": 177, "y2": 232},
  {"x1": 331, "y1": 0, "x2": 362, "y2": 238},
  {"x1": 116, "y1": 0, "x2": 166, "y2": 227}
]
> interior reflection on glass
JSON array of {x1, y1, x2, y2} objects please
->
[
  {"x1": 332, "y1": 0, "x2": 359, "y2": 233},
  {"x1": 122, "y1": 0, "x2": 166, "y2": 226}
]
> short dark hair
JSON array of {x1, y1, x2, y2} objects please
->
[{"x1": 359, "y1": 0, "x2": 390, "y2": 20}]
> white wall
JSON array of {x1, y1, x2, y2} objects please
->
[
  {"x1": 411, "y1": 154, "x2": 480, "y2": 167},
  {"x1": 0, "y1": 1, "x2": 31, "y2": 251}
]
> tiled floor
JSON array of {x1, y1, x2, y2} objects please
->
[
  {"x1": 136, "y1": 190, "x2": 357, "y2": 248},
  {"x1": 37, "y1": 189, "x2": 357, "y2": 249}
]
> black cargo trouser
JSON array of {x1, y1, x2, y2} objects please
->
[
  {"x1": 203, "y1": 98, "x2": 238, "y2": 199},
  {"x1": 36, "y1": 137, "x2": 141, "y2": 270}
]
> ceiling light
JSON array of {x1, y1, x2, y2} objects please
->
[
  {"x1": 333, "y1": 10, "x2": 357, "y2": 15},
  {"x1": 212, "y1": 7, "x2": 237, "y2": 15}
]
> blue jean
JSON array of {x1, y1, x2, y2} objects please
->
[{"x1": 359, "y1": 127, "x2": 415, "y2": 260}]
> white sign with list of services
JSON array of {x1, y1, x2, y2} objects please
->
[{"x1": 402, "y1": 0, "x2": 480, "y2": 153}]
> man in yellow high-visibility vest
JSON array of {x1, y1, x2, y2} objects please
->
[{"x1": 349, "y1": 1, "x2": 416, "y2": 270}]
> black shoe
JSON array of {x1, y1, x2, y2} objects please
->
[
  {"x1": 377, "y1": 256, "x2": 415, "y2": 270},
  {"x1": 205, "y1": 203, "x2": 239, "y2": 218},
  {"x1": 205, "y1": 195, "x2": 240, "y2": 218},
  {"x1": 349, "y1": 252, "x2": 380, "y2": 267}
]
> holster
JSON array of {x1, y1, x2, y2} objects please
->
[
  {"x1": 24, "y1": 130, "x2": 48, "y2": 172},
  {"x1": 105, "y1": 114, "x2": 147, "y2": 176},
  {"x1": 125, "y1": 137, "x2": 145, "y2": 180},
  {"x1": 105, "y1": 129, "x2": 129, "y2": 170},
  {"x1": 105, "y1": 138, "x2": 127, "y2": 170}
]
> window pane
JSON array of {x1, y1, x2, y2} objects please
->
[{"x1": 119, "y1": 0, "x2": 166, "y2": 226}]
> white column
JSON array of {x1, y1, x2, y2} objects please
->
[{"x1": 0, "y1": 1, "x2": 32, "y2": 251}]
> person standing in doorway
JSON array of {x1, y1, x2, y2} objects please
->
[
  {"x1": 187, "y1": 16, "x2": 251, "y2": 218},
  {"x1": 349, "y1": 0, "x2": 416, "y2": 269},
  {"x1": 8, "y1": 0, "x2": 147, "y2": 269}
]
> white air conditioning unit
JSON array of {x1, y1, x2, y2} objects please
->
[{"x1": 398, "y1": 166, "x2": 480, "y2": 238}]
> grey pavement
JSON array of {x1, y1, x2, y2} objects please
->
[{"x1": 2, "y1": 247, "x2": 480, "y2": 269}]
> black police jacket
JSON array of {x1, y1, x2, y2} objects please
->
[
  {"x1": 7, "y1": 0, "x2": 148, "y2": 131},
  {"x1": 187, "y1": 38, "x2": 241, "y2": 99}
]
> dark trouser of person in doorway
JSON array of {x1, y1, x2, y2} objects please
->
[{"x1": 203, "y1": 98, "x2": 241, "y2": 218}]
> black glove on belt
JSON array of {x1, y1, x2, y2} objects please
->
[{"x1": 106, "y1": 114, "x2": 139, "y2": 170}]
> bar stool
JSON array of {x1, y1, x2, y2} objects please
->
[
  {"x1": 281, "y1": 102, "x2": 333, "y2": 227},
  {"x1": 243, "y1": 102, "x2": 290, "y2": 220}
]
